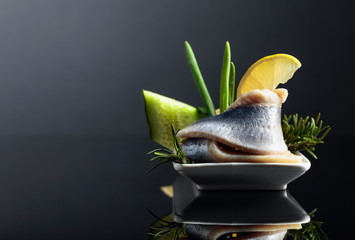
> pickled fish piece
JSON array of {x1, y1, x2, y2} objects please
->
[
  {"x1": 181, "y1": 139, "x2": 302, "y2": 163},
  {"x1": 208, "y1": 140, "x2": 301, "y2": 163},
  {"x1": 177, "y1": 89, "x2": 288, "y2": 154}
]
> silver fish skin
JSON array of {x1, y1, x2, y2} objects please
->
[
  {"x1": 180, "y1": 138, "x2": 215, "y2": 163},
  {"x1": 177, "y1": 104, "x2": 287, "y2": 154}
]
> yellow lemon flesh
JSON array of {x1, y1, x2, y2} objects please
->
[{"x1": 236, "y1": 54, "x2": 301, "y2": 98}]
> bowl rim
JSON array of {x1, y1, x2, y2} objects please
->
[{"x1": 173, "y1": 152, "x2": 311, "y2": 170}]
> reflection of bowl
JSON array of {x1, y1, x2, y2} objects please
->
[
  {"x1": 173, "y1": 153, "x2": 310, "y2": 190},
  {"x1": 173, "y1": 175, "x2": 310, "y2": 226}
]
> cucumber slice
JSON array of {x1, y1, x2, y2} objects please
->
[{"x1": 143, "y1": 90, "x2": 199, "y2": 150}]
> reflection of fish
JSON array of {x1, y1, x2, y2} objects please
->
[
  {"x1": 177, "y1": 89, "x2": 301, "y2": 163},
  {"x1": 185, "y1": 224, "x2": 297, "y2": 240}
]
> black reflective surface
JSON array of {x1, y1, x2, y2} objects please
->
[
  {"x1": 155, "y1": 176, "x2": 310, "y2": 240},
  {"x1": 173, "y1": 176, "x2": 309, "y2": 225},
  {"x1": 0, "y1": 135, "x2": 352, "y2": 239}
]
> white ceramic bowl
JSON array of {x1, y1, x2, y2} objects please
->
[{"x1": 173, "y1": 153, "x2": 310, "y2": 190}]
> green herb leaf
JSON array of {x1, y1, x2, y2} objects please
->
[
  {"x1": 184, "y1": 41, "x2": 215, "y2": 116},
  {"x1": 282, "y1": 113, "x2": 331, "y2": 159},
  {"x1": 285, "y1": 209, "x2": 328, "y2": 240},
  {"x1": 196, "y1": 106, "x2": 209, "y2": 119},
  {"x1": 147, "y1": 211, "x2": 186, "y2": 240},
  {"x1": 219, "y1": 41, "x2": 231, "y2": 113},
  {"x1": 229, "y1": 61, "x2": 236, "y2": 105},
  {"x1": 147, "y1": 126, "x2": 192, "y2": 174}
]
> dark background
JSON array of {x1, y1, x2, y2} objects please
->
[{"x1": 0, "y1": 0, "x2": 353, "y2": 239}]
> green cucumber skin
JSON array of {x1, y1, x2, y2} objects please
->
[
  {"x1": 142, "y1": 89, "x2": 155, "y2": 140},
  {"x1": 142, "y1": 89, "x2": 199, "y2": 146}
]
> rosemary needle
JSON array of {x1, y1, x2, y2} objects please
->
[
  {"x1": 282, "y1": 113, "x2": 331, "y2": 159},
  {"x1": 147, "y1": 126, "x2": 191, "y2": 174},
  {"x1": 285, "y1": 209, "x2": 328, "y2": 240}
]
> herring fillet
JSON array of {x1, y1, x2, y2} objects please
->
[{"x1": 177, "y1": 89, "x2": 288, "y2": 154}]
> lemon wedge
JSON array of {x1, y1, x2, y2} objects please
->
[{"x1": 236, "y1": 54, "x2": 301, "y2": 98}]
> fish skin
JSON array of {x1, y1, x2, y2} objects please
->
[
  {"x1": 227, "y1": 89, "x2": 285, "y2": 109},
  {"x1": 177, "y1": 105, "x2": 287, "y2": 154},
  {"x1": 180, "y1": 138, "x2": 213, "y2": 163},
  {"x1": 181, "y1": 139, "x2": 301, "y2": 163}
]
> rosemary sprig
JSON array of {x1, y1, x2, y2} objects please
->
[
  {"x1": 219, "y1": 41, "x2": 231, "y2": 113},
  {"x1": 285, "y1": 209, "x2": 328, "y2": 240},
  {"x1": 185, "y1": 41, "x2": 216, "y2": 117},
  {"x1": 147, "y1": 210, "x2": 186, "y2": 240},
  {"x1": 282, "y1": 113, "x2": 331, "y2": 159},
  {"x1": 147, "y1": 126, "x2": 191, "y2": 174}
]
